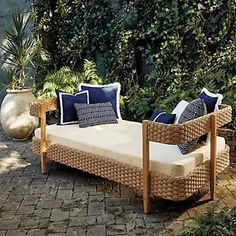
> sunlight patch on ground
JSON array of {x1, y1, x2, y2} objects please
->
[
  {"x1": 0, "y1": 142, "x2": 7, "y2": 149},
  {"x1": 0, "y1": 150, "x2": 30, "y2": 173}
]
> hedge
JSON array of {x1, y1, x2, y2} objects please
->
[{"x1": 32, "y1": 0, "x2": 236, "y2": 122}]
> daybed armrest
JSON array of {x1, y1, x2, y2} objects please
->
[
  {"x1": 142, "y1": 104, "x2": 232, "y2": 213},
  {"x1": 30, "y1": 97, "x2": 57, "y2": 174},
  {"x1": 144, "y1": 104, "x2": 232, "y2": 145},
  {"x1": 30, "y1": 97, "x2": 57, "y2": 118}
]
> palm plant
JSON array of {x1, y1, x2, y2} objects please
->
[{"x1": 0, "y1": 12, "x2": 36, "y2": 89}]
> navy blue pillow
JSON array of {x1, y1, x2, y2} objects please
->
[
  {"x1": 79, "y1": 83, "x2": 121, "y2": 119},
  {"x1": 199, "y1": 88, "x2": 223, "y2": 113},
  {"x1": 150, "y1": 108, "x2": 163, "y2": 121},
  {"x1": 150, "y1": 108, "x2": 176, "y2": 124},
  {"x1": 56, "y1": 90, "x2": 89, "y2": 125},
  {"x1": 199, "y1": 91, "x2": 218, "y2": 113}
]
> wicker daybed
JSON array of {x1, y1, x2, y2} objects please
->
[{"x1": 30, "y1": 98, "x2": 232, "y2": 213}]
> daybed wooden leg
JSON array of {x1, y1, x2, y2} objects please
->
[
  {"x1": 143, "y1": 121, "x2": 150, "y2": 214},
  {"x1": 41, "y1": 152, "x2": 47, "y2": 174},
  {"x1": 210, "y1": 114, "x2": 217, "y2": 200},
  {"x1": 40, "y1": 106, "x2": 47, "y2": 174}
]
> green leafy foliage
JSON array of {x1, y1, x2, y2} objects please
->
[
  {"x1": 32, "y1": 0, "x2": 236, "y2": 127},
  {"x1": 229, "y1": 115, "x2": 236, "y2": 130},
  {"x1": 1, "y1": 12, "x2": 36, "y2": 89},
  {"x1": 32, "y1": 0, "x2": 236, "y2": 87},
  {"x1": 83, "y1": 59, "x2": 104, "y2": 85},
  {"x1": 123, "y1": 87, "x2": 157, "y2": 121},
  {"x1": 36, "y1": 67, "x2": 82, "y2": 98},
  {"x1": 36, "y1": 60, "x2": 104, "y2": 99},
  {"x1": 176, "y1": 202, "x2": 236, "y2": 236},
  {"x1": 121, "y1": 67, "x2": 236, "y2": 127}
]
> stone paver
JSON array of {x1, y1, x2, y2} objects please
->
[
  {"x1": 107, "y1": 225, "x2": 126, "y2": 235},
  {"x1": 87, "y1": 225, "x2": 106, "y2": 236},
  {"x1": 0, "y1": 231, "x2": 6, "y2": 236},
  {"x1": 0, "y1": 123, "x2": 236, "y2": 236},
  {"x1": 27, "y1": 229, "x2": 47, "y2": 236},
  {"x1": 50, "y1": 209, "x2": 69, "y2": 222},
  {"x1": 6, "y1": 229, "x2": 26, "y2": 236},
  {"x1": 66, "y1": 227, "x2": 85, "y2": 236},
  {"x1": 0, "y1": 220, "x2": 20, "y2": 230}
]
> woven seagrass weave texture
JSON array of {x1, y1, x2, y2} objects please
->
[
  {"x1": 30, "y1": 98, "x2": 231, "y2": 201},
  {"x1": 32, "y1": 137, "x2": 229, "y2": 201},
  {"x1": 30, "y1": 97, "x2": 57, "y2": 117},
  {"x1": 150, "y1": 146, "x2": 229, "y2": 200},
  {"x1": 146, "y1": 104, "x2": 232, "y2": 145}
]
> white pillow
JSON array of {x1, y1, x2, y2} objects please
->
[{"x1": 172, "y1": 100, "x2": 189, "y2": 124}]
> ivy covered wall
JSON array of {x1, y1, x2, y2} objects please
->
[{"x1": 32, "y1": 0, "x2": 236, "y2": 121}]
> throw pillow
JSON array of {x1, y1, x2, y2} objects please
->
[
  {"x1": 199, "y1": 87, "x2": 223, "y2": 113},
  {"x1": 171, "y1": 100, "x2": 189, "y2": 123},
  {"x1": 74, "y1": 102, "x2": 118, "y2": 128},
  {"x1": 56, "y1": 90, "x2": 89, "y2": 125},
  {"x1": 79, "y1": 82, "x2": 121, "y2": 119},
  {"x1": 178, "y1": 99, "x2": 207, "y2": 154},
  {"x1": 150, "y1": 108, "x2": 176, "y2": 124}
]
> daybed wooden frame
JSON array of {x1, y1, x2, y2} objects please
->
[{"x1": 30, "y1": 98, "x2": 232, "y2": 213}]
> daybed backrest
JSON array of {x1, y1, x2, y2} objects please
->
[{"x1": 144, "y1": 104, "x2": 232, "y2": 145}]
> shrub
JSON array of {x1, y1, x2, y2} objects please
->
[
  {"x1": 123, "y1": 86, "x2": 157, "y2": 121},
  {"x1": 36, "y1": 60, "x2": 104, "y2": 98},
  {"x1": 32, "y1": 0, "x2": 236, "y2": 88},
  {"x1": 32, "y1": 0, "x2": 236, "y2": 126},
  {"x1": 176, "y1": 202, "x2": 236, "y2": 236}
]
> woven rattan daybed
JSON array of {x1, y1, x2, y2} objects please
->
[{"x1": 30, "y1": 98, "x2": 232, "y2": 213}]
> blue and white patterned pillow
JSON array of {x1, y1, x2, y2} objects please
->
[
  {"x1": 199, "y1": 87, "x2": 223, "y2": 113},
  {"x1": 56, "y1": 90, "x2": 89, "y2": 125},
  {"x1": 79, "y1": 82, "x2": 121, "y2": 119},
  {"x1": 178, "y1": 99, "x2": 207, "y2": 154},
  {"x1": 74, "y1": 102, "x2": 118, "y2": 128},
  {"x1": 150, "y1": 108, "x2": 176, "y2": 124}
]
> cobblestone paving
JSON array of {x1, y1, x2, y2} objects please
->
[{"x1": 0, "y1": 124, "x2": 236, "y2": 236}]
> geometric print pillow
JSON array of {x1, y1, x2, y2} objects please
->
[
  {"x1": 178, "y1": 98, "x2": 207, "y2": 154},
  {"x1": 74, "y1": 102, "x2": 118, "y2": 128}
]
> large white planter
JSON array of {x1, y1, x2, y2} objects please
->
[{"x1": 0, "y1": 89, "x2": 39, "y2": 140}]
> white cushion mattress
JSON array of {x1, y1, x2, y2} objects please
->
[{"x1": 35, "y1": 120, "x2": 225, "y2": 177}]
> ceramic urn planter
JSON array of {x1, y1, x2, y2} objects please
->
[{"x1": 0, "y1": 89, "x2": 39, "y2": 140}]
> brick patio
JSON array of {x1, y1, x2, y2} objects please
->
[{"x1": 0, "y1": 124, "x2": 236, "y2": 236}]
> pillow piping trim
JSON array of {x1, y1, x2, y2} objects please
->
[
  {"x1": 59, "y1": 90, "x2": 89, "y2": 125},
  {"x1": 171, "y1": 100, "x2": 189, "y2": 124},
  {"x1": 153, "y1": 112, "x2": 165, "y2": 122},
  {"x1": 79, "y1": 82, "x2": 122, "y2": 120}
]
